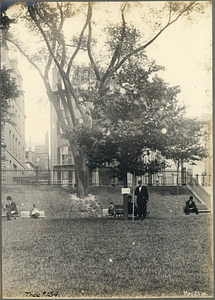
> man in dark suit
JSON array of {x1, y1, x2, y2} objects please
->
[
  {"x1": 6, "y1": 196, "x2": 18, "y2": 220},
  {"x1": 135, "y1": 180, "x2": 149, "y2": 220},
  {"x1": 184, "y1": 196, "x2": 199, "y2": 215}
]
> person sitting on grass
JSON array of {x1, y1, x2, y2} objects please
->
[
  {"x1": 184, "y1": 196, "x2": 199, "y2": 215},
  {"x1": 108, "y1": 202, "x2": 116, "y2": 217},
  {"x1": 30, "y1": 204, "x2": 40, "y2": 219},
  {"x1": 6, "y1": 196, "x2": 18, "y2": 220}
]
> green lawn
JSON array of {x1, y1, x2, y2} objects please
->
[{"x1": 2, "y1": 185, "x2": 213, "y2": 298}]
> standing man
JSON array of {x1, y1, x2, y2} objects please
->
[{"x1": 135, "y1": 180, "x2": 149, "y2": 220}]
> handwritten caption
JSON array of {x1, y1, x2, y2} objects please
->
[
  {"x1": 183, "y1": 291, "x2": 208, "y2": 297},
  {"x1": 25, "y1": 291, "x2": 59, "y2": 297}
]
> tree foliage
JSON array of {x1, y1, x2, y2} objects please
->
[
  {"x1": 67, "y1": 60, "x2": 182, "y2": 180},
  {"x1": 161, "y1": 117, "x2": 207, "y2": 166},
  {"x1": 1, "y1": 66, "x2": 19, "y2": 128}
]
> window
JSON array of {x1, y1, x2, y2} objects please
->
[
  {"x1": 62, "y1": 154, "x2": 68, "y2": 165},
  {"x1": 15, "y1": 110, "x2": 17, "y2": 125},
  {"x1": 15, "y1": 138, "x2": 17, "y2": 155},
  {"x1": 60, "y1": 99, "x2": 64, "y2": 110},
  {"x1": 12, "y1": 135, "x2": 15, "y2": 152},
  {"x1": 9, "y1": 130, "x2": 11, "y2": 149},
  {"x1": 18, "y1": 141, "x2": 20, "y2": 159}
]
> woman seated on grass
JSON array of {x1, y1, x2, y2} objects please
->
[
  {"x1": 30, "y1": 204, "x2": 40, "y2": 219},
  {"x1": 184, "y1": 196, "x2": 199, "y2": 215}
]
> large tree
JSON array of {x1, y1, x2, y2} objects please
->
[
  {"x1": 67, "y1": 59, "x2": 185, "y2": 218},
  {"x1": 4, "y1": 1, "x2": 207, "y2": 198}
]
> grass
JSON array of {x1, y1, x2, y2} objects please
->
[{"x1": 1, "y1": 184, "x2": 213, "y2": 298}]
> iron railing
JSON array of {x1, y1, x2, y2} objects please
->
[{"x1": 1, "y1": 168, "x2": 211, "y2": 188}]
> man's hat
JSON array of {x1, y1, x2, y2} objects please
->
[
  {"x1": 7, "y1": 196, "x2": 12, "y2": 200},
  {"x1": 138, "y1": 180, "x2": 142, "y2": 184}
]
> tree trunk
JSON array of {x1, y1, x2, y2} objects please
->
[
  {"x1": 123, "y1": 170, "x2": 128, "y2": 221},
  {"x1": 176, "y1": 164, "x2": 179, "y2": 196},
  {"x1": 71, "y1": 143, "x2": 89, "y2": 198}
]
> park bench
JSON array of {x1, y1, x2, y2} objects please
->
[
  {"x1": 183, "y1": 204, "x2": 211, "y2": 214},
  {"x1": 103, "y1": 203, "x2": 138, "y2": 218},
  {"x1": 198, "y1": 209, "x2": 211, "y2": 213},
  {"x1": 112, "y1": 204, "x2": 138, "y2": 217},
  {"x1": 114, "y1": 205, "x2": 124, "y2": 217},
  {"x1": 20, "y1": 211, "x2": 46, "y2": 219},
  {"x1": 1, "y1": 206, "x2": 20, "y2": 219},
  {"x1": 102, "y1": 205, "x2": 124, "y2": 217}
]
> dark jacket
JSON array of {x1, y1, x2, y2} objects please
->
[
  {"x1": 6, "y1": 201, "x2": 18, "y2": 214},
  {"x1": 186, "y1": 200, "x2": 196, "y2": 209},
  {"x1": 135, "y1": 186, "x2": 148, "y2": 204}
]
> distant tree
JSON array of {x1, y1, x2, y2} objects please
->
[
  {"x1": 1, "y1": 67, "x2": 19, "y2": 127},
  {"x1": 160, "y1": 116, "x2": 207, "y2": 195}
]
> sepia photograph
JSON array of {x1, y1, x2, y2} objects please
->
[{"x1": 1, "y1": 1, "x2": 213, "y2": 298}]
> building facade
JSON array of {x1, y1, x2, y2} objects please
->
[{"x1": 1, "y1": 43, "x2": 26, "y2": 171}]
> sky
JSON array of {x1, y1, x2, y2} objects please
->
[{"x1": 5, "y1": 1, "x2": 212, "y2": 148}]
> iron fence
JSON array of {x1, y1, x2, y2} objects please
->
[{"x1": 1, "y1": 168, "x2": 211, "y2": 187}]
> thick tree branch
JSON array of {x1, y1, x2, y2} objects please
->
[
  {"x1": 168, "y1": 2, "x2": 172, "y2": 23},
  {"x1": 56, "y1": 2, "x2": 66, "y2": 67},
  {"x1": 44, "y1": 41, "x2": 56, "y2": 79},
  {"x1": 28, "y1": 6, "x2": 71, "y2": 102},
  {"x1": 6, "y1": 37, "x2": 44, "y2": 80},
  {"x1": 57, "y1": 2, "x2": 64, "y2": 32},
  {"x1": 67, "y1": 2, "x2": 91, "y2": 76},
  {"x1": 45, "y1": 81, "x2": 68, "y2": 131},
  {"x1": 87, "y1": 3, "x2": 101, "y2": 82},
  {"x1": 101, "y1": 2, "x2": 127, "y2": 86},
  {"x1": 65, "y1": 76, "x2": 91, "y2": 126},
  {"x1": 57, "y1": 82, "x2": 74, "y2": 126},
  {"x1": 114, "y1": 2, "x2": 196, "y2": 71}
]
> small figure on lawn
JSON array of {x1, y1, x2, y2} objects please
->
[
  {"x1": 30, "y1": 204, "x2": 40, "y2": 219},
  {"x1": 135, "y1": 180, "x2": 149, "y2": 220},
  {"x1": 5, "y1": 196, "x2": 18, "y2": 220},
  {"x1": 184, "y1": 196, "x2": 199, "y2": 215},
  {"x1": 127, "y1": 194, "x2": 137, "y2": 216},
  {"x1": 108, "y1": 202, "x2": 116, "y2": 217}
]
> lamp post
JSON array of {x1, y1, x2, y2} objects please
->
[
  {"x1": 37, "y1": 152, "x2": 50, "y2": 186},
  {"x1": 46, "y1": 153, "x2": 51, "y2": 186}
]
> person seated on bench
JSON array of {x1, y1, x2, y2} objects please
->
[
  {"x1": 108, "y1": 202, "x2": 116, "y2": 217},
  {"x1": 30, "y1": 204, "x2": 40, "y2": 219},
  {"x1": 184, "y1": 196, "x2": 199, "y2": 215},
  {"x1": 6, "y1": 196, "x2": 18, "y2": 220}
]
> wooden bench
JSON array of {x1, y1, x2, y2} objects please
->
[
  {"x1": 114, "y1": 205, "x2": 124, "y2": 217},
  {"x1": 102, "y1": 206, "x2": 124, "y2": 217},
  {"x1": 1, "y1": 206, "x2": 20, "y2": 219},
  {"x1": 104, "y1": 204, "x2": 139, "y2": 218},
  {"x1": 20, "y1": 211, "x2": 46, "y2": 219},
  {"x1": 198, "y1": 210, "x2": 211, "y2": 213}
]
